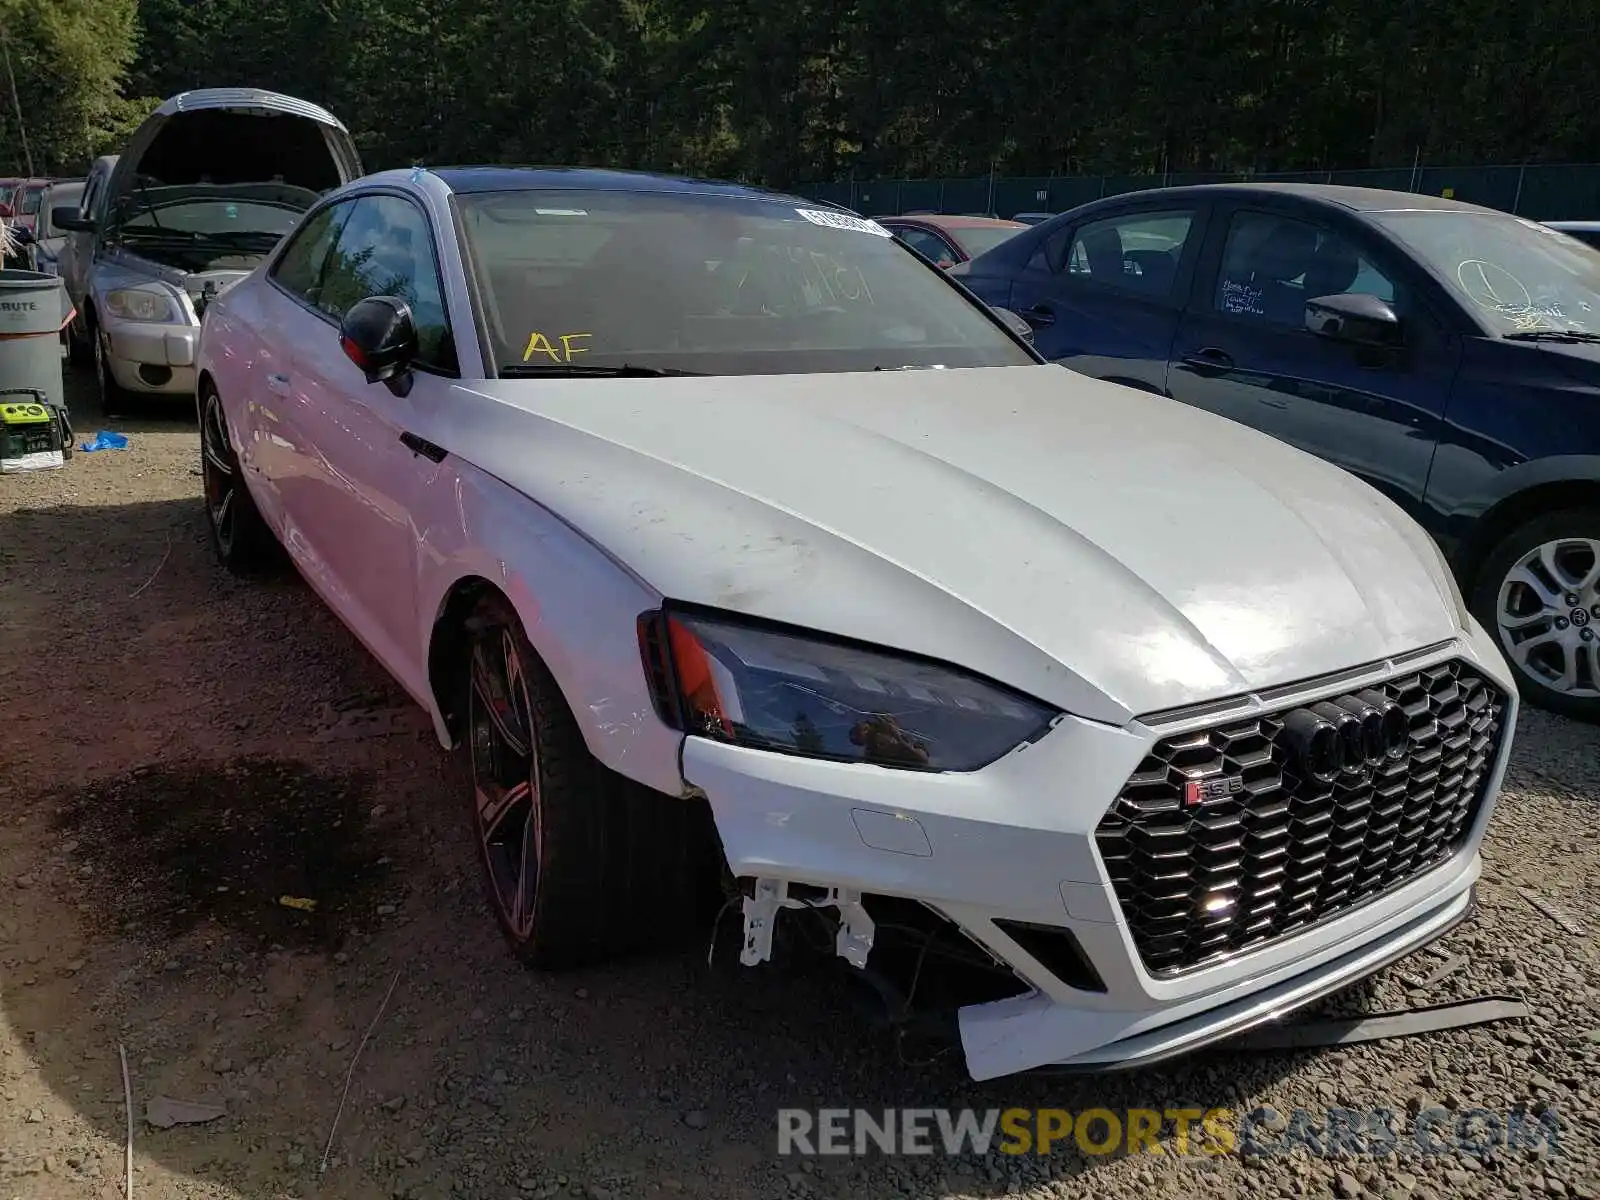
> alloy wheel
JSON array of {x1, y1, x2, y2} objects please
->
[
  {"x1": 1495, "y1": 537, "x2": 1600, "y2": 697},
  {"x1": 468, "y1": 627, "x2": 543, "y2": 938},
  {"x1": 200, "y1": 392, "x2": 238, "y2": 555}
]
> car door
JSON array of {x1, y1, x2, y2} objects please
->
[
  {"x1": 242, "y1": 198, "x2": 357, "y2": 533},
  {"x1": 35, "y1": 184, "x2": 78, "y2": 273},
  {"x1": 280, "y1": 190, "x2": 461, "y2": 693},
  {"x1": 1165, "y1": 205, "x2": 1459, "y2": 518},
  {"x1": 59, "y1": 170, "x2": 103, "y2": 322},
  {"x1": 1005, "y1": 203, "x2": 1208, "y2": 392}
]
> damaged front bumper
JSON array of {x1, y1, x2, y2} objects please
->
[{"x1": 680, "y1": 633, "x2": 1516, "y2": 1082}]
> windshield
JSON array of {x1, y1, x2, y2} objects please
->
[
  {"x1": 0, "y1": 184, "x2": 14, "y2": 207},
  {"x1": 19, "y1": 186, "x2": 43, "y2": 215},
  {"x1": 454, "y1": 189, "x2": 1034, "y2": 376},
  {"x1": 121, "y1": 198, "x2": 302, "y2": 242},
  {"x1": 954, "y1": 225, "x2": 1025, "y2": 257},
  {"x1": 1372, "y1": 210, "x2": 1600, "y2": 336}
]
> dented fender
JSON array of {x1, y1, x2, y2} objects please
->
[{"x1": 411, "y1": 456, "x2": 687, "y2": 799}]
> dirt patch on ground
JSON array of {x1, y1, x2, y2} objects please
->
[{"x1": 49, "y1": 757, "x2": 393, "y2": 951}]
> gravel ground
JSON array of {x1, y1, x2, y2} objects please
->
[{"x1": 1, "y1": 367, "x2": 1598, "y2": 1200}]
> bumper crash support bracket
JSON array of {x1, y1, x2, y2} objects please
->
[{"x1": 739, "y1": 878, "x2": 877, "y2": 969}]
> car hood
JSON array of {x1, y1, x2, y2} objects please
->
[
  {"x1": 434, "y1": 366, "x2": 1464, "y2": 725},
  {"x1": 95, "y1": 247, "x2": 256, "y2": 320},
  {"x1": 100, "y1": 183, "x2": 314, "y2": 309},
  {"x1": 104, "y1": 89, "x2": 360, "y2": 236}
]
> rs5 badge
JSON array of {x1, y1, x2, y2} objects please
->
[{"x1": 1183, "y1": 774, "x2": 1244, "y2": 806}]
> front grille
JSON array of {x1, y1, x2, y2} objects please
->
[{"x1": 1096, "y1": 659, "x2": 1507, "y2": 977}]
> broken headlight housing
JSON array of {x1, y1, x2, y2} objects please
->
[{"x1": 642, "y1": 608, "x2": 1060, "y2": 772}]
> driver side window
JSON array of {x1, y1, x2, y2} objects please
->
[
  {"x1": 1214, "y1": 211, "x2": 1398, "y2": 328},
  {"x1": 80, "y1": 175, "x2": 102, "y2": 222},
  {"x1": 271, "y1": 201, "x2": 352, "y2": 305},
  {"x1": 314, "y1": 194, "x2": 458, "y2": 373}
]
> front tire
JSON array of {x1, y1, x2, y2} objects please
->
[
  {"x1": 1469, "y1": 507, "x2": 1600, "y2": 722},
  {"x1": 199, "y1": 385, "x2": 275, "y2": 575},
  {"x1": 463, "y1": 593, "x2": 708, "y2": 968},
  {"x1": 92, "y1": 321, "x2": 135, "y2": 418},
  {"x1": 66, "y1": 311, "x2": 93, "y2": 367}
]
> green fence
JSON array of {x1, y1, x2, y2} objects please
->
[{"x1": 795, "y1": 164, "x2": 1600, "y2": 222}]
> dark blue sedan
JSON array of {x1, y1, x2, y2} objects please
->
[{"x1": 956, "y1": 183, "x2": 1600, "y2": 720}]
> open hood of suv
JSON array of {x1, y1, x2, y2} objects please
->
[{"x1": 104, "y1": 89, "x2": 361, "y2": 234}]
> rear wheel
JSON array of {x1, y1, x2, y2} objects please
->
[
  {"x1": 1469, "y1": 507, "x2": 1600, "y2": 722},
  {"x1": 199, "y1": 385, "x2": 275, "y2": 575},
  {"x1": 463, "y1": 592, "x2": 711, "y2": 967}
]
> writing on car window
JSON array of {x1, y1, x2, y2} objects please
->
[
  {"x1": 738, "y1": 242, "x2": 876, "y2": 311},
  {"x1": 1213, "y1": 211, "x2": 1398, "y2": 327},
  {"x1": 454, "y1": 189, "x2": 1037, "y2": 375},
  {"x1": 1373, "y1": 210, "x2": 1600, "y2": 335},
  {"x1": 522, "y1": 332, "x2": 594, "y2": 362}
]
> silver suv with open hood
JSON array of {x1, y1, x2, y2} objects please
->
[{"x1": 54, "y1": 88, "x2": 361, "y2": 414}]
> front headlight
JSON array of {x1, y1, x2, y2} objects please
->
[
  {"x1": 104, "y1": 287, "x2": 177, "y2": 323},
  {"x1": 644, "y1": 608, "x2": 1061, "y2": 772}
]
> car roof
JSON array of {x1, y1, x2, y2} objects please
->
[
  {"x1": 884, "y1": 214, "x2": 1025, "y2": 230},
  {"x1": 429, "y1": 166, "x2": 812, "y2": 205},
  {"x1": 1547, "y1": 220, "x2": 1600, "y2": 231},
  {"x1": 1116, "y1": 181, "x2": 1508, "y2": 217}
]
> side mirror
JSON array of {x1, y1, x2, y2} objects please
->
[
  {"x1": 339, "y1": 296, "x2": 418, "y2": 395},
  {"x1": 52, "y1": 207, "x2": 92, "y2": 233},
  {"x1": 993, "y1": 306, "x2": 1036, "y2": 344},
  {"x1": 1305, "y1": 292, "x2": 1402, "y2": 347}
]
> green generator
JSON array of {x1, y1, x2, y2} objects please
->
[{"x1": 0, "y1": 388, "x2": 71, "y2": 473}]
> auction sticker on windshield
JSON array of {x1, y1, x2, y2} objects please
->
[{"x1": 795, "y1": 209, "x2": 893, "y2": 237}]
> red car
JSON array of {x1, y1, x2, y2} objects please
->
[
  {"x1": 10, "y1": 179, "x2": 50, "y2": 233},
  {"x1": 875, "y1": 214, "x2": 1028, "y2": 269},
  {"x1": 0, "y1": 177, "x2": 21, "y2": 218}
]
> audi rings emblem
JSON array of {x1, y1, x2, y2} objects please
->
[{"x1": 1281, "y1": 689, "x2": 1410, "y2": 783}]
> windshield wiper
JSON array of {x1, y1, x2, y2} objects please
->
[
  {"x1": 121, "y1": 227, "x2": 279, "y2": 246},
  {"x1": 497, "y1": 363, "x2": 707, "y2": 378},
  {"x1": 135, "y1": 177, "x2": 166, "y2": 232},
  {"x1": 1503, "y1": 329, "x2": 1600, "y2": 343}
]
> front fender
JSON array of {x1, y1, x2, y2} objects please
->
[
  {"x1": 1464, "y1": 453, "x2": 1600, "y2": 516},
  {"x1": 1434, "y1": 452, "x2": 1600, "y2": 568},
  {"x1": 413, "y1": 458, "x2": 687, "y2": 799}
]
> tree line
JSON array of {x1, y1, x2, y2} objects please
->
[{"x1": 3, "y1": 0, "x2": 1598, "y2": 188}]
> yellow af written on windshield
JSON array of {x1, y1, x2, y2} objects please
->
[{"x1": 523, "y1": 332, "x2": 593, "y2": 362}]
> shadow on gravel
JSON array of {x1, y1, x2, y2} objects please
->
[
  {"x1": 0, "y1": 494, "x2": 1336, "y2": 1200},
  {"x1": 60, "y1": 359, "x2": 199, "y2": 436},
  {"x1": 50, "y1": 757, "x2": 396, "y2": 952}
]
